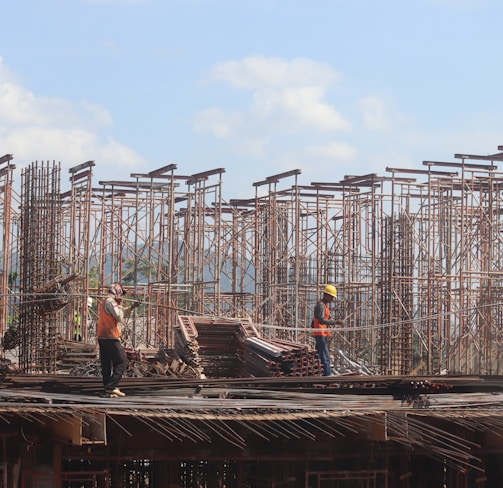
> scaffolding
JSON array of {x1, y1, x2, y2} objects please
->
[{"x1": 1, "y1": 146, "x2": 503, "y2": 375}]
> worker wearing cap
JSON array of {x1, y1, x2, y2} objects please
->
[
  {"x1": 97, "y1": 282, "x2": 139, "y2": 397},
  {"x1": 312, "y1": 284, "x2": 344, "y2": 376}
]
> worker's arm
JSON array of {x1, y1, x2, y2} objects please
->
[
  {"x1": 104, "y1": 297, "x2": 125, "y2": 322},
  {"x1": 314, "y1": 302, "x2": 336, "y2": 326},
  {"x1": 123, "y1": 301, "x2": 140, "y2": 319},
  {"x1": 104, "y1": 297, "x2": 140, "y2": 321}
]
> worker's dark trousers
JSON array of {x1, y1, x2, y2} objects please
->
[
  {"x1": 315, "y1": 336, "x2": 331, "y2": 376},
  {"x1": 98, "y1": 338, "x2": 128, "y2": 390}
]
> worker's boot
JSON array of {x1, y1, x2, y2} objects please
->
[{"x1": 104, "y1": 387, "x2": 126, "y2": 398}]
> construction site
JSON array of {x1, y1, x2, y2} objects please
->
[{"x1": 0, "y1": 145, "x2": 501, "y2": 487}]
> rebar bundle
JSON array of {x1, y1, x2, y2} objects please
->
[{"x1": 18, "y1": 161, "x2": 64, "y2": 373}]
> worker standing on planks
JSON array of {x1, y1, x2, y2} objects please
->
[
  {"x1": 311, "y1": 284, "x2": 344, "y2": 376},
  {"x1": 97, "y1": 282, "x2": 140, "y2": 398}
]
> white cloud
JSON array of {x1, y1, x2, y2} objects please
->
[
  {"x1": 0, "y1": 82, "x2": 45, "y2": 126},
  {"x1": 307, "y1": 141, "x2": 358, "y2": 161},
  {"x1": 195, "y1": 56, "x2": 351, "y2": 157},
  {"x1": 0, "y1": 83, "x2": 113, "y2": 130},
  {"x1": 232, "y1": 138, "x2": 268, "y2": 159},
  {"x1": 283, "y1": 87, "x2": 350, "y2": 131},
  {"x1": 0, "y1": 128, "x2": 139, "y2": 170},
  {"x1": 0, "y1": 56, "x2": 19, "y2": 83},
  {"x1": 193, "y1": 107, "x2": 240, "y2": 138},
  {"x1": 358, "y1": 96, "x2": 392, "y2": 131},
  {"x1": 358, "y1": 95, "x2": 409, "y2": 132},
  {"x1": 209, "y1": 56, "x2": 341, "y2": 90},
  {"x1": 0, "y1": 57, "x2": 144, "y2": 171},
  {"x1": 253, "y1": 86, "x2": 350, "y2": 132}
]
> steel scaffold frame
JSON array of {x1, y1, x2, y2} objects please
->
[{"x1": 0, "y1": 147, "x2": 502, "y2": 374}]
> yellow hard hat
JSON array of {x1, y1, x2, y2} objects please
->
[{"x1": 323, "y1": 284, "x2": 337, "y2": 298}]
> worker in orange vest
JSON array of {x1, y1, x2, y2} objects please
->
[
  {"x1": 312, "y1": 284, "x2": 344, "y2": 376},
  {"x1": 97, "y1": 283, "x2": 140, "y2": 398}
]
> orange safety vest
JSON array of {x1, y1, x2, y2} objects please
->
[
  {"x1": 97, "y1": 299, "x2": 120, "y2": 339},
  {"x1": 312, "y1": 301, "x2": 332, "y2": 337}
]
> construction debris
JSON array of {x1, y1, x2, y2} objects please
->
[
  {"x1": 32, "y1": 273, "x2": 78, "y2": 315},
  {"x1": 65, "y1": 341, "x2": 201, "y2": 379}
]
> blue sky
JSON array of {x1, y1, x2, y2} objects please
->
[{"x1": 1, "y1": 0, "x2": 502, "y2": 198}]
